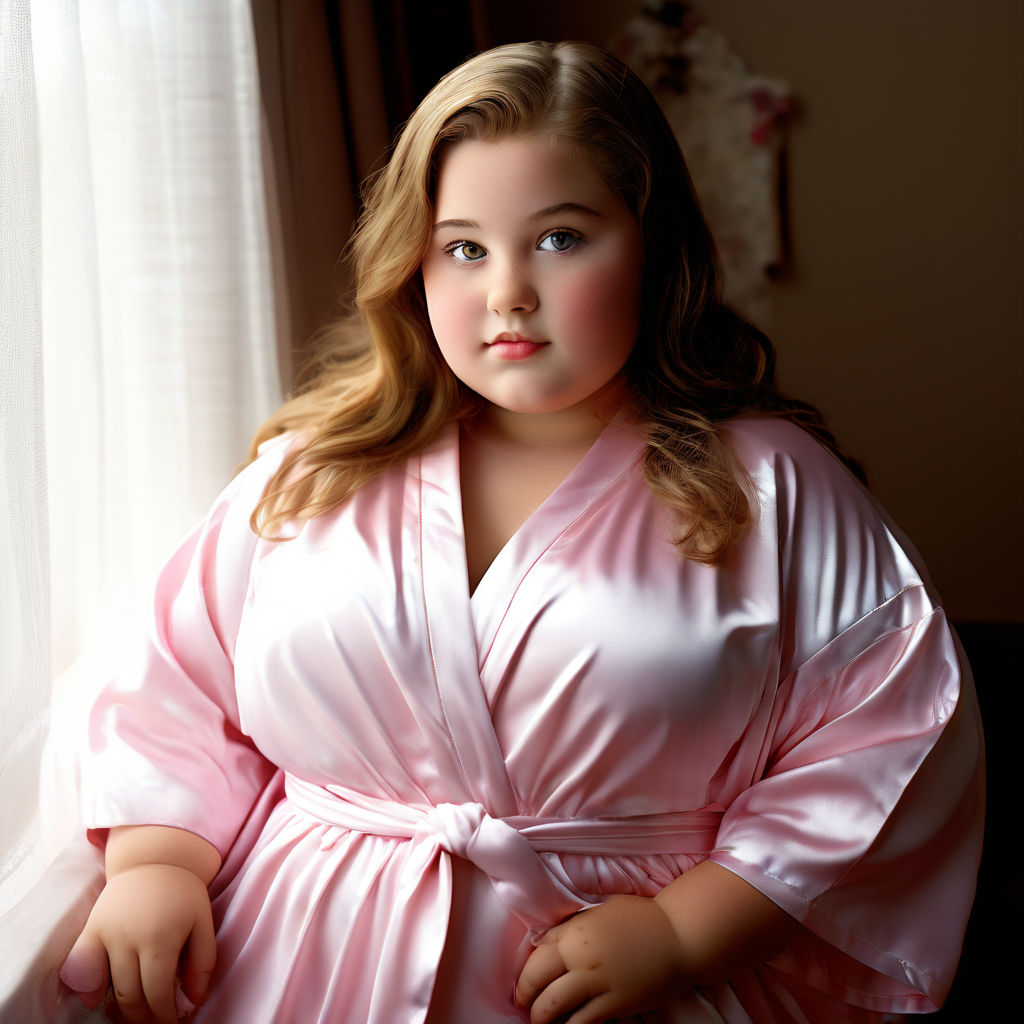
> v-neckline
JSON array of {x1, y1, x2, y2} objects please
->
[
  {"x1": 412, "y1": 415, "x2": 645, "y2": 807},
  {"x1": 451, "y1": 413, "x2": 646, "y2": 624},
  {"x1": 458, "y1": 424, "x2": 606, "y2": 601}
]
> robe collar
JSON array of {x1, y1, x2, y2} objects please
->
[{"x1": 414, "y1": 414, "x2": 647, "y2": 814}]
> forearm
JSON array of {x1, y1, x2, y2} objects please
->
[
  {"x1": 105, "y1": 825, "x2": 222, "y2": 886},
  {"x1": 652, "y1": 860, "x2": 803, "y2": 986},
  {"x1": 517, "y1": 861, "x2": 804, "y2": 1022}
]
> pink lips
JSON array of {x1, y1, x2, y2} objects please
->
[{"x1": 487, "y1": 333, "x2": 547, "y2": 360}]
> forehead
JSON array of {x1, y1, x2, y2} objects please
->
[{"x1": 432, "y1": 134, "x2": 623, "y2": 219}]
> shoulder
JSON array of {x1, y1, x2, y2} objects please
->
[
  {"x1": 226, "y1": 431, "x2": 302, "y2": 500},
  {"x1": 720, "y1": 416, "x2": 933, "y2": 668},
  {"x1": 720, "y1": 415, "x2": 857, "y2": 488},
  {"x1": 720, "y1": 415, "x2": 884, "y2": 540},
  {"x1": 195, "y1": 432, "x2": 301, "y2": 543}
]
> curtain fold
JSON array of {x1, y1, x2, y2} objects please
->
[
  {"x1": 251, "y1": 0, "x2": 391, "y2": 378},
  {"x1": 1, "y1": 1, "x2": 281, "y2": 1016},
  {"x1": 0, "y1": 0, "x2": 49, "y2": 919},
  {"x1": 252, "y1": 0, "x2": 479, "y2": 380}
]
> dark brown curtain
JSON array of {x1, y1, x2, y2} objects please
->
[{"x1": 251, "y1": 0, "x2": 480, "y2": 387}]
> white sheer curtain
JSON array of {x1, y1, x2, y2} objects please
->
[{"x1": 1, "y1": 0, "x2": 281, "y2": 1016}]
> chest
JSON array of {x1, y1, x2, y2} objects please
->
[
  {"x1": 234, "y1": 445, "x2": 781, "y2": 814},
  {"x1": 458, "y1": 431, "x2": 595, "y2": 594}
]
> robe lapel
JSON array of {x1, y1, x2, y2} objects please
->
[
  {"x1": 416, "y1": 424, "x2": 517, "y2": 813},
  {"x1": 414, "y1": 420, "x2": 646, "y2": 815}
]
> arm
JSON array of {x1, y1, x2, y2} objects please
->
[
  {"x1": 653, "y1": 860, "x2": 802, "y2": 985},
  {"x1": 64, "y1": 448, "x2": 294, "y2": 1021},
  {"x1": 105, "y1": 824, "x2": 222, "y2": 884},
  {"x1": 61, "y1": 825, "x2": 222, "y2": 1024},
  {"x1": 516, "y1": 861, "x2": 801, "y2": 1024}
]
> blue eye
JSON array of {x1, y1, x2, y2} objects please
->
[
  {"x1": 538, "y1": 230, "x2": 582, "y2": 253},
  {"x1": 445, "y1": 241, "x2": 486, "y2": 263}
]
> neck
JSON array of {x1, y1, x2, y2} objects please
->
[{"x1": 472, "y1": 380, "x2": 632, "y2": 448}]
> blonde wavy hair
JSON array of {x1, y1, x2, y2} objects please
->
[{"x1": 250, "y1": 40, "x2": 862, "y2": 562}]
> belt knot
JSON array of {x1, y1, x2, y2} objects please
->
[{"x1": 414, "y1": 801, "x2": 491, "y2": 860}]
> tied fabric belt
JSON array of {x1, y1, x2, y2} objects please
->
[{"x1": 284, "y1": 774, "x2": 724, "y2": 934}]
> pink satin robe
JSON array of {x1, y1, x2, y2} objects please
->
[{"x1": 81, "y1": 415, "x2": 983, "y2": 1023}]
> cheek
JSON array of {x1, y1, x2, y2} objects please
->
[
  {"x1": 423, "y1": 275, "x2": 476, "y2": 346},
  {"x1": 558, "y1": 264, "x2": 642, "y2": 343}
]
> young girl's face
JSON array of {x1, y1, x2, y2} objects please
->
[{"x1": 421, "y1": 134, "x2": 644, "y2": 423}]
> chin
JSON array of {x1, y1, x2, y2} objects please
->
[{"x1": 491, "y1": 396, "x2": 579, "y2": 417}]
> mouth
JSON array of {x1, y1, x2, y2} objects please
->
[{"x1": 486, "y1": 333, "x2": 548, "y2": 361}]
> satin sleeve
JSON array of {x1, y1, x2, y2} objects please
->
[
  {"x1": 80, "y1": 438, "x2": 291, "y2": 858},
  {"x1": 712, "y1": 419, "x2": 984, "y2": 1014}
]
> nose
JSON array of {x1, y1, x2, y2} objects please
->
[{"x1": 487, "y1": 259, "x2": 538, "y2": 316}]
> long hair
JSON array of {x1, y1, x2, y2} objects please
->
[{"x1": 250, "y1": 40, "x2": 863, "y2": 561}]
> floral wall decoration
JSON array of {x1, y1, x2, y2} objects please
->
[{"x1": 611, "y1": 1, "x2": 793, "y2": 326}]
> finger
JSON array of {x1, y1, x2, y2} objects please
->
[
  {"x1": 515, "y1": 940, "x2": 566, "y2": 1008},
  {"x1": 180, "y1": 908, "x2": 217, "y2": 1006},
  {"x1": 528, "y1": 969, "x2": 601, "y2": 1024},
  {"x1": 77, "y1": 983, "x2": 110, "y2": 1012},
  {"x1": 534, "y1": 919, "x2": 567, "y2": 944},
  {"x1": 138, "y1": 947, "x2": 180, "y2": 1024},
  {"x1": 107, "y1": 947, "x2": 148, "y2": 1024},
  {"x1": 60, "y1": 930, "x2": 110, "y2": 1008},
  {"x1": 564, "y1": 990, "x2": 621, "y2": 1024}
]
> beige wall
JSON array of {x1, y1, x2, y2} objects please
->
[{"x1": 478, "y1": 0, "x2": 1024, "y2": 622}]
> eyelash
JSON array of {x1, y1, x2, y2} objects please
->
[
  {"x1": 443, "y1": 241, "x2": 486, "y2": 263},
  {"x1": 442, "y1": 229, "x2": 585, "y2": 264},
  {"x1": 538, "y1": 229, "x2": 584, "y2": 254}
]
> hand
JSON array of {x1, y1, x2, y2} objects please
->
[
  {"x1": 60, "y1": 863, "x2": 216, "y2": 1024},
  {"x1": 515, "y1": 895, "x2": 688, "y2": 1024}
]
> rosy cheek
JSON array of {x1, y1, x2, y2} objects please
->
[
  {"x1": 559, "y1": 267, "x2": 640, "y2": 336},
  {"x1": 424, "y1": 278, "x2": 474, "y2": 343},
  {"x1": 554, "y1": 281, "x2": 594, "y2": 322}
]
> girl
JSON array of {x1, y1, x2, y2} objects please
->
[{"x1": 61, "y1": 41, "x2": 983, "y2": 1024}]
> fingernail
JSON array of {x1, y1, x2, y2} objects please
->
[
  {"x1": 175, "y1": 986, "x2": 197, "y2": 1018},
  {"x1": 59, "y1": 956, "x2": 103, "y2": 993},
  {"x1": 80, "y1": 987, "x2": 107, "y2": 1010}
]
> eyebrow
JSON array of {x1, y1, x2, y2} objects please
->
[{"x1": 432, "y1": 202, "x2": 603, "y2": 233}]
